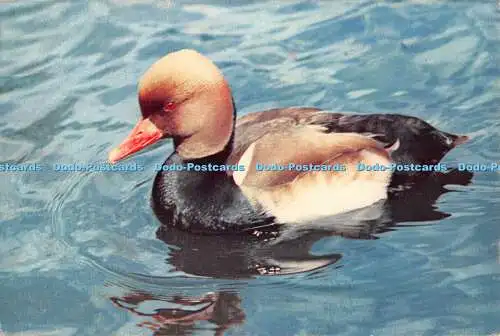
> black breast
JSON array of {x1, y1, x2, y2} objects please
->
[{"x1": 151, "y1": 153, "x2": 275, "y2": 233}]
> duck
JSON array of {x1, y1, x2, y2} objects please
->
[{"x1": 108, "y1": 49, "x2": 468, "y2": 234}]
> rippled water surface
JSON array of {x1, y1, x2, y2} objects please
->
[{"x1": 1, "y1": 0, "x2": 499, "y2": 335}]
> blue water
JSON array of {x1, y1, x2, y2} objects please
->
[{"x1": 1, "y1": 0, "x2": 499, "y2": 335}]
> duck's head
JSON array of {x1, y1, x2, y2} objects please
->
[{"x1": 108, "y1": 49, "x2": 234, "y2": 163}]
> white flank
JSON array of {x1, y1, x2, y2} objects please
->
[{"x1": 241, "y1": 177, "x2": 390, "y2": 224}]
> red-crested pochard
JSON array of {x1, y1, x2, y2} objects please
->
[{"x1": 108, "y1": 49, "x2": 468, "y2": 234}]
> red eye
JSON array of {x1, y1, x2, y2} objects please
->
[{"x1": 163, "y1": 101, "x2": 176, "y2": 112}]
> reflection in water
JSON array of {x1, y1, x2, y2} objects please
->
[
  {"x1": 158, "y1": 224, "x2": 343, "y2": 278},
  {"x1": 157, "y1": 169, "x2": 474, "y2": 278},
  {"x1": 110, "y1": 169, "x2": 473, "y2": 335},
  {"x1": 110, "y1": 291, "x2": 244, "y2": 336}
]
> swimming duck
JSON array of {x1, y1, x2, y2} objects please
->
[{"x1": 108, "y1": 49, "x2": 468, "y2": 234}]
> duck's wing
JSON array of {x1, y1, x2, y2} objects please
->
[
  {"x1": 230, "y1": 108, "x2": 467, "y2": 172},
  {"x1": 229, "y1": 108, "x2": 337, "y2": 166},
  {"x1": 232, "y1": 126, "x2": 393, "y2": 224}
]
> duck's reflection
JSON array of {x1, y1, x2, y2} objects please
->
[
  {"x1": 110, "y1": 169, "x2": 472, "y2": 335},
  {"x1": 158, "y1": 224, "x2": 342, "y2": 278},
  {"x1": 110, "y1": 291, "x2": 244, "y2": 336},
  {"x1": 156, "y1": 169, "x2": 473, "y2": 278}
]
